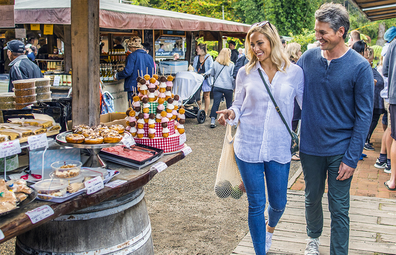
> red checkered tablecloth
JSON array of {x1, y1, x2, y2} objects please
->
[{"x1": 134, "y1": 133, "x2": 184, "y2": 153}]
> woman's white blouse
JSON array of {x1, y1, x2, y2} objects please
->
[{"x1": 228, "y1": 61, "x2": 304, "y2": 164}]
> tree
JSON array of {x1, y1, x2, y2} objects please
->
[{"x1": 232, "y1": 0, "x2": 265, "y2": 24}]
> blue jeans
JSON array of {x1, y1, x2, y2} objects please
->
[
  {"x1": 235, "y1": 154, "x2": 290, "y2": 255},
  {"x1": 300, "y1": 152, "x2": 352, "y2": 255}
]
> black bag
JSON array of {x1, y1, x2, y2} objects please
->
[
  {"x1": 32, "y1": 98, "x2": 72, "y2": 132},
  {"x1": 258, "y1": 69, "x2": 299, "y2": 154},
  {"x1": 210, "y1": 65, "x2": 226, "y2": 99}
]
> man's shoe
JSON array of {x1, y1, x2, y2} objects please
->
[
  {"x1": 364, "y1": 143, "x2": 375, "y2": 151},
  {"x1": 305, "y1": 238, "x2": 320, "y2": 255},
  {"x1": 210, "y1": 117, "x2": 216, "y2": 128},
  {"x1": 384, "y1": 164, "x2": 391, "y2": 174},
  {"x1": 374, "y1": 158, "x2": 387, "y2": 169},
  {"x1": 265, "y1": 232, "x2": 273, "y2": 253}
]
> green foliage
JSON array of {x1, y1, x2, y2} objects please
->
[
  {"x1": 232, "y1": 0, "x2": 265, "y2": 24},
  {"x1": 371, "y1": 45, "x2": 382, "y2": 65},
  {"x1": 289, "y1": 29, "x2": 316, "y2": 53},
  {"x1": 207, "y1": 50, "x2": 219, "y2": 59}
]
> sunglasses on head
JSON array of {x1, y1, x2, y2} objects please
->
[{"x1": 251, "y1": 21, "x2": 274, "y2": 32}]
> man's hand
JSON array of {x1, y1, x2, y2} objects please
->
[
  {"x1": 216, "y1": 109, "x2": 235, "y2": 126},
  {"x1": 336, "y1": 162, "x2": 355, "y2": 181}
]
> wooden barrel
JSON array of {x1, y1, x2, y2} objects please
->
[{"x1": 16, "y1": 188, "x2": 154, "y2": 255}]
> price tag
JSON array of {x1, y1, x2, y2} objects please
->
[
  {"x1": 85, "y1": 176, "x2": 104, "y2": 195},
  {"x1": 28, "y1": 133, "x2": 48, "y2": 150},
  {"x1": 179, "y1": 133, "x2": 186, "y2": 145},
  {"x1": 150, "y1": 161, "x2": 167, "y2": 173},
  {"x1": 25, "y1": 205, "x2": 54, "y2": 224},
  {"x1": 0, "y1": 140, "x2": 21, "y2": 159},
  {"x1": 0, "y1": 229, "x2": 4, "y2": 240},
  {"x1": 182, "y1": 146, "x2": 192, "y2": 157},
  {"x1": 53, "y1": 76, "x2": 60, "y2": 86},
  {"x1": 105, "y1": 180, "x2": 127, "y2": 188},
  {"x1": 122, "y1": 135, "x2": 136, "y2": 148}
]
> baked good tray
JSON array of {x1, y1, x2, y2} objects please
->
[
  {"x1": 99, "y1": 144, "x2": 164, "y2": 169},
  {"x1": 55, "y1": 131, "x2": 130, "y2": 149},
  {"x1": 0, "y1": 189, "x2": 38, "y2": 217}
]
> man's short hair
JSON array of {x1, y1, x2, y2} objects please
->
[
  {"x1": 142, "y1": 43, "x2": 150, "y2": 51},
  {"x1": 114, "y1": 36, "x2": 122, "y2": 42},
  {"x1": 350, "y1": 30, "x2": 360, "y2": 41},
  {"x1": 229, "y1": 41, "x2": 236, "y2": 46},
  {"x1": 315, "y1": 3, "x2": 350, "y2": 39}
]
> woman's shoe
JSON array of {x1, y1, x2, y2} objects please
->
[
  {"x1": 292, "y1": 152, "x2": 300, "y2": 161},
  {"x1": 210, "y1": 117, "x2": 216, "y2": 128}
]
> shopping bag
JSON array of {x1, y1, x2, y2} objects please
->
[{"x1": 214, "y1": 124, "x2": 245, "y2": 199}]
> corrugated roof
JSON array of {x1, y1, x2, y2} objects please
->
[{"x1": 352, "y1": 0, "x2": 396, "y2": 21}]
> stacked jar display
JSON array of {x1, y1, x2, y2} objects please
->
[
  {"x1": 13, "y1": 79, "x2": 37, "y2": 109},
  {"x1": 35, "y1": 78, "x2": 52, "y2": 102}
]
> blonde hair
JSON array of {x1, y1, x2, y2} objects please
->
[
  {"x1": 286, "y1": 42, "x2": 302, "y2": 61},
  {"x1": 366, "y1": 47, "x2": 374, "y2": 59},
  {"x1": 216, "y1": 48, "x2": 231, "y2": 66},
  {"x1": 245, "y1": 23, "x2": 290, "y2": 74}
]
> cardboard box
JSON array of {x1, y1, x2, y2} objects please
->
[{"x1": 100, "y1": 112, "x2": 126, "y2": 126}]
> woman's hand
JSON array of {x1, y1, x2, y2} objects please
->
[{"x1": 216, "y1": 109, "x2": 235, "y2": 126}]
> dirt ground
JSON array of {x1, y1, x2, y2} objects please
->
[{"x1": 0, "y1": 102, "x2": 301, "y2": 255}]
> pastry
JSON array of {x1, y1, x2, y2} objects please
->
[
  {"x1": 67, "y1": 182, "x2": 85, "y2": 193},
  {"x1": 110, "y1": 124, "x2": 125, "y2": 134},
  {"x1": 84, "y1": 135, "x2": 104, "y2": 144},
  {"x1": 103, "y1": 132, "x2": 123, "y2": 143},
  {"x1": 148, "y1": 128, "x2": 156, "y2": 139},
  {"x1": 137, "y1": 129, "x2": 144, "y2": 138},
  {"x1": 66, "y1": 133, "x2": 85, "y2": 144},
  {"x1": 162, "y1": 127, "x2": 169, "y2": 138},
  {"x1": 177, "y1": 124, "x2": 185, "y2": 134}
]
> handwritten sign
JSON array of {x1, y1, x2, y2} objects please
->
[
  {"x1": 30, "y1": 24, "x2": 40, "y2": 30},
  {"x1": 25, "y1": 205, "x2": 54, "y2": 224},
  {"x1": 53, "y1": 76, "x2": 60, "y2": 86},
  {"x1": 0, "y1": 229, "x2": 4, "y2": 240},
  {"x1": 43, "y1": 24, "x2": 53, "y2": 35},
  {"x1": 182, "y1": 146, "x2": 192, "y2": 157},
  {"x1": 0, "y1": 140, "x2": 21, "y2": 159},
  {"x1": 122, "y1": 135, "x2": 136, "y2": 148},
  {"x1": 85, "y1": 176, "x2": 104, "y2": 195},
  {"x1": 28, "y1": 134, "x2": 48, "y2": 150},
  {"x1": 105, "y1": 180, "x2": 127, "y2": 189},
  {"x1": 150, "y1": 161, "x2": 167, "y2": 173},
  {"x1": 179, "y1": 133, "x2": 186, "y2": 145}
]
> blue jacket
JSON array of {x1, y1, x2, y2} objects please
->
[
  {"x1": 116, "y1": 49, "x2": 154, "y2": 92},
  {"x1": 9, "y1": 55, "x2": 42, "y2": 92},
  {"x1": 297, "y1": 48, "x2": 374, "y2": 168},
  {"x1": 193, "y1": 54, "x2": 213, "y2": 86}
]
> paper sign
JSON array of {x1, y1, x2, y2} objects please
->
[
  {"x1": 15, "y1": 28, "x2": 26, "y2": 39},
  {"x1": 30, "y1": 24, "x2": 40, "y2": 30},
  {"x1": 150, "y1": 161, "x2": 167, "y2": 173},
  {"x1": 28, "y1": 133, "x2": 48, "y2": 150},
  {"x1": 53, "y1": 76, "x2": 60, "y2": 86},
  {"x1": 0, "y1": 140, "x2": 21, "y2": 159},
  {"x1": 0, "y1": 229, "x2": 4, "y2": 240},
  {"x1": 85, "y1": 176, "x2": 104, "y2": 195},
  {"x1": 25, "y1": 205, "x2": 54, "y2": 224},
  {"x1": 43, "y1": 24, "x2": 53, "y2": 35},
  {"x1": 179, "y1": 133, "x2": 186, "y2": 145},
  {"x1": 105, "y1": 180, "x2": 127, "y2": 188},
  {"x1": 122, "y1": 135, "x2": 136, "y2": 147},
  {"x1": 182, "y1": 146, "x2": 192, "y2": 157}
]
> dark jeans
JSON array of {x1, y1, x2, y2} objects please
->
[
  {"x1": 210, "y1": 87, "x2": 233, "y2": 118},
  {"x1": 366, "y1": 112, "x2": 381, "y2": 143},
  {"x1": 300, "y1": 152, "x2": 352, "y2": 255}
]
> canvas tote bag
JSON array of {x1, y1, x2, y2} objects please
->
[{"x1": 214, "y1": 124, "x2": 245, "y2": 199}]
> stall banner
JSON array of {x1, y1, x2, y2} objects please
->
[
  {"x1": 30, "y1": 24, "x2": 40, "y2": 30},
  {"x1": 43, "y1": 24, "x2": 53, "y2": 35},
  {"x1": 29, "y1": 148, "x2": 81, "y2": 178},
  {"x1": 0, "y1": 5, "x2": 14, "y2": 28}
]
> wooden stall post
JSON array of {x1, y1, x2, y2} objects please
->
[
  {"x1": 71, "y1": 0, "x2": 100, "y2": 126},
  {"x1": 64, "y1": 25, "x2": 72, "y2": 73}
]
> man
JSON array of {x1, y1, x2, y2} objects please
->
[
  {"x1": 6, "y1": 40, "x2": 42, "y2": 92},
  {"x1": 115, "y1": 38, "x2": 154, "y2": 102},
  {"x1": 158, "y1": 44, "x2": 165, "y2": 52},
  {"x1": 113, "y1": 37, "x2": 124, "y2": 50},
  {"x1": 37, "y1": 37, "x2": 48, "y2": 57},
  {"x1": 228, "y1": 41, "x2": 238, "y2": 64},
  {"x1": 383, "y1": 26, "x2": 396, "y2": 191},
  {"x1": 297, "y1": 3, "x2": 374, "y2": 255},
  {"x1": 348, "y1": 30, "x2": 360, "y2": 48}
]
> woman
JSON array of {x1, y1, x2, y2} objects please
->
[
  {"x1": 209, "y1": 48, "x2": 234, "y2": 128},
  {"x1": 286, "y1": 42, "x2": 303, "y2": 161},
  {"x1": 217, "y1": 21, "x2": 304, "y2": 254},
  {"x1": 193, "y1": 44, "x2": 213, "y2": 116}
]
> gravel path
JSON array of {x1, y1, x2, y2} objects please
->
[{"x1": 0, "y1": 102, "x2": 301, "y2": 255}]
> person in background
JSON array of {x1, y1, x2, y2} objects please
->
[
  {"x1": 142, "y1": 42, "x2": 156, "y2": 73},
  {"x1": 286, "y1": 42, "x2": 303, "y2": 161},
  {"x1": 297, "y1": 3, "x2": 373, "y2": 254},
  {"x1": 280, "y1": 36, "x2": 286, "y2": 48},
  {"x1": 229, "y1": 41, "x2": 238, "y2": 64},
  {"x1": 6, "y1": 40, "x2": 42, "y2": 92},
  {"x1": 238, "y1": 48, "x2": 245, "y2": 58},
  {"x1": 364, "y1": 47, "x2": 384, "y2": 151},
  {"x1": 173, "y1": 53, "x2": 180, "y2": 60},
  {"x1": 348, "y1": 30, "x2": 360, "y2": 48},
  {"x1": 352, "y1": 40, "x2": 367, "y2": 58},
  {"x1": 37, "y1": 37, "x2": 48, "y2": 56},
  {"x1": 233, "y1": 54, "x2": 249, "y2": 80},
  {"x1": 193, "y1": 43, "x2": 213, "y2": 116},
  {"x1": 25, "y1": 44, "x2": 37, "y2": 62},
  {"x1": 217, "y1": 21, "x2": 304, "y2": 255},
  {"x1": 383, "y1": 24, "x2": 396, "y2": 191},
  {"x1": 158, "y1": 44, "x2": 165, "y2": 52},
  {"x1": 115, "y1": 38, "x2": 154, "y2": 102},
  {"x1": 209, "y1": 48, "x2": 234, "y2": 128},
  {"x1": 113, "y1": 36, "x2": 124, "y2": 50}
]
